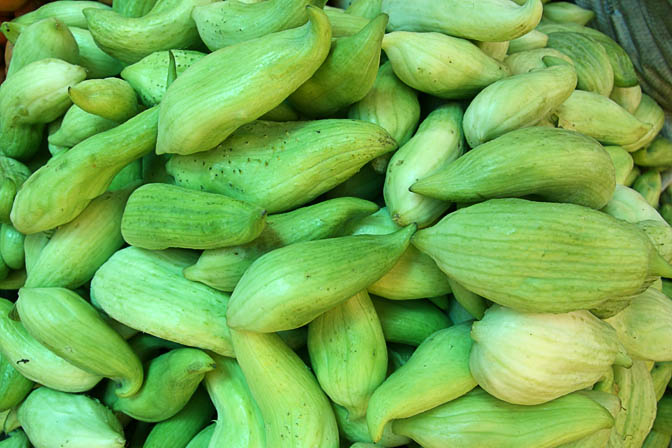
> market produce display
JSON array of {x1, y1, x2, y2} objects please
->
[{"x1": 0, "y1": 0, "x2": 672, "y2": 447}]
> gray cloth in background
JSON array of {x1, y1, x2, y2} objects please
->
[{"x1": 575, "y1": 0, "x2": 672, "y2": 115}]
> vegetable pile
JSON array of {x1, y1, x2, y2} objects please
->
[{"x1": 0, "y1": 0, "x2": 672, "y2": 447}]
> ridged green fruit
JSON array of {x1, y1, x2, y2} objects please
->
[
  {"x1": 384, "y1": 103, "x2": 464, "y2": 228},
  {"x1": 68, "y1": 78, "x2": 140, "y2": 122},
  {"x1": 0, "y1": 157, "x2": 30, "y2": 224},
  {"x1": 508, "y1": 29, "x2": 548, "y2": 53},
  {"x1": 371, "y1": 297, "x2": 451, "y2": 345},
  {"x1": 325, "y1": 6, "x2": 368, "y2": 37},
  {"x1": 142, "y1": 387, "x2": 214, "y2": 448},
  {"x1": 543, "y1": 1, "x2": 595, "y2": 25},
  {"x1": 366, "y1": 323, "x2": 475, "y2": 442},
  {"x1": 633, "y1": 170, "x2": 662, "y2": 208},
  {"x1": 0, "y1": 354, "x2": 32, "y2": 411},
  {"x1": 10, "y1": 106, "x2": 158, "y2": 234},
  {"x1": 26, "y1": 187, "x2": 131, "y2": 288},
  {"x1": 463, "y1": 64, "x2": 577, "y2": 147},
  {"x1": 193, "y1": 0, "x2": 311, "y2": 51},
  {"x1": 623, "y1": 94, "x2": 666, "y2": 152},
  {"x1": 382, "y1": 32, "x2": 510, "y2": 99},
  {"x1": 227, "y1": 225, "x2": 414, "y2": 332},
  {"x1": 231, "y1": 330, "x2": 339, "y2": 448},
  {"x1": 546, "y1": 31, "x2": 614, "y2": 96},
  {"x1": 69, "y1": 27, "x2": 124, "y2": 78},
  {"x1": 204, "y1": 354, "x2": 265, "y2": 448},
  {"x1": 346, "y1": 0, "x2": 381, "y2": 19},
  {"x1": 184, "y1": 197, "x2": 378, "y2": 292},
  {"x1": 504, "y1": 47, "x2": 574, "y2": 74},
  {"x1": 602, "y1": 185, "x2": 667, "y2": 225},
  {"x1": 91, "y1": 246, "x2": 234, "y2": 356},
  {"x1": 556, "y1": 90, "x2": 651, "y2": 148},
  {"x1": 0, "y1": 224, "x2": 24, "y2": 270},
  {"x1": 166, "y1": 119, "x2": 396, "y2": 213},
  {"x1": 643, "y1": 430, "x2": 672, "y2": 448},
  {"x1": 113, "y1": 0, "x2": 160, "y2": 17},
  {"x1": 605, "y1": 146, "x2": 635, "y2": 184},
  {"x1": 348, "y1": 61, "x2": 420, "y2": 147},
  {"x1": 0, "y1": 121, "x2": 44, "y2": 162},
  {"x1": 104, "y1": 348, "x2": 215, "y2": 422},
  {"x1": 654, "y1": 396, "x2": 672, "y2": 436},
  {"x1": 633, "y1": 137, "x2": 672, "y2": 168},
  {"x1": 0, "y1": 298, "x2": 102, "y2": 392},
  {"x1": 393, "y1": 388, "x2": 614, "y2": 448},
  {"x1": 16, "y1": 287, "x2": 144, "y2": 397},
  {"x1": 288, "y1": 14, "x2": 387, "y2": 117},
  {"x1": 6, "y1": 18, "x2": 79, "y2": 79},
  {"x1": 17, "y1": 388, "x2": 125, "y2": 448},
  {"x1": 0, "y1": 58, "x2": 85, "y2": 126},
  {"x1": 470, "y1": 305, "x2": 630, "y2": 405},
  {"x1": 120, "y1": 50, "x2": 205, "y2": 106},
  {"x1": 611, "y1": 84, "x2": 643, "y2": 113},
  {"x1": 121, "y1": 183, "x2": 267, "y2": 250},
  {"x1": 606, "y1": 287, "x2": 672, "y2": 361},
  {"x1": 185, "y1": 424, "x2": 215, "y2": 448},
  {"x1": 84, "y1": 0, "x2": 216, "y2": 65},
  {"x1": 612, "y1": 361, "x2": 657, "y2": 448},
  {"x1": 412, "y1": 127, "x2": 615, "y2": 209},
  {"x1": 555, "y1": 391, "x2": 622, "y2": 448},
  {"x1": 625, "y1": 166, "x2": 641, "y2": 187},
  {"x1": 156, "y1": 6, "x2": 331, "y2": 156},
  {"x1": 332, "y1": 404, "x2": 410, "y2": 447},
  {"x1": 651, "y1": 362, "x2": 672, "y2": 401},
  {"x1": 538, "y1": 21, "x2": 638, "y2": 88},
  {"x1": 346, "y1": 207, "x2": 452, "y2": 300},
  {"x1": 635, "y1": 220, "x2": 672, "y2": 263},
  {"x1": 48, "y1": 104, "x2": 118, "y2": 148},
  {"x1": 412, "y1": 198, "x2": 672, "y2": 313},
  {"x1": 476, "y1": 40, "x2": 510, "y2": 61},
  {"x1": 0, "y1": 430, "x2": 29, "y2": 448},
  {"x1": 13, "y1": 1, "x2": 110, "y2": 28},
  {"x1": 308, "y1": 290, "x2": 387, "y2": 420},
  {"x1": 381, "y1": 0, "x2": 542, "y2": 42},
  {"x1": 447, "y1": 278, "x2": 487, "y2": 320}
]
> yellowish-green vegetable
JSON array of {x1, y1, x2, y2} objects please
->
[
  {"x1": 371, "y1": 297, "x2": 451, "y2": 345},
  {"x1": 366, "y1": 323, "x2": 475, "y2": 442},
  {"x1": 167, "y1": 119, "x2": 396, "y2": 213},
  {"x1": 462, "y1": 64, "x2": 577, "y2": 147},
  {"x1": 288, "y1": 14, "x2": 388, "y2": 118},
  {"x1": 382, "y1": 31, "x2": 510, "y2": 99},
  {"x1": 308, "y1": 290, "x2": 387, "y2": 420},
  {"x1": 411, "y1": 127, "x2": 615, "y2": 209},
  {"x1": 470, "y1": 305, "x2": 630, "y2": 405},
  {"x1": 231, "y1": 330, "x2": 339, "y2": 448},
  {"x1": 10, "y1": 106, "x2": 159, "y2": 234},
  {"x1": 104, "y1": 348, "x2": 215, "y2": 422},
  {"x1": 204, "y1": 354, "x2": 265, "y2": 448},
  {"x1": 18, "y1": 387, "x2": 125, "y2": 448},
  {"x1": 0, "y1": 298, "x2": 102, "y2": 392},
  {"x1": 227, "y1": 225, "x2": 414, "y2": 332},
  {"x1": 393, "y1": 388, "x2": 615, "y2": 448},
  {"x1": 413, "y1": 198, "x2": 671, "y2": 313},
  {"x1": 382, "y1": 0, "x2": 543, "y2": 42},
  {"x1": 121, "y1": 183, "x2": 267, "y2": 250},
  {"x1": 606, "y1": 286, "x2": 672, "y2": 361},
  {"x1": 91, "y1": 246, "x2": 235, "y2": 356},
  {"x1": 16, "y1": 287, "x2": 144, "y2": 397},
  {"x1": 156, "y1": 6, "x2": 331, "y2": 156}
]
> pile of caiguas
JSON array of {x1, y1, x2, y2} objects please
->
[{"x1": 0, "y1": 0, "x2": 671, "y2": 447}]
